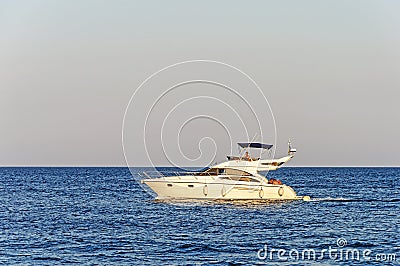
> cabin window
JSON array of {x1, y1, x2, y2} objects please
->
[
  {"x1": 188, "y1": 184, "x2": 194, "y2": 188},
  {"x1": 167, "y1": 184, "x2": 173, "y2": 187},
  {"x1": 218, "y1": 169, "x2": 225, "y2": 174},
  {"x1": 225, "y1": 168, "x2": 251, "y2": 176}
]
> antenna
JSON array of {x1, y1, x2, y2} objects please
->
[{"x1": 288, "y1": 138, "x2": 297, "y2": 155}]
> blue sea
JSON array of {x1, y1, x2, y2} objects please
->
[{"x1": 0, "y1": 167, "x2": 399, "y2": 265}]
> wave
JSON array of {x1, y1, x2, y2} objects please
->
[
  {"x1": 310, "y1": 197, "x2": 353, "y2": 202},
  {"x1": 310, "y1": 197, "x2": 400, "y2": 203}
]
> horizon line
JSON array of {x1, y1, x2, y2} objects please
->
[{"x1": 0, "y1": 165, "x2": 399, "y2": 168}]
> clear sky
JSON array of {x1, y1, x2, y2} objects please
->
[{"x1": 1, "y1": 0, "x2": 399, "y2": 166}]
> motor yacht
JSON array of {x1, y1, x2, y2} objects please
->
[{"x1": 141, "y1": 141, "x2": 310, "y2": 201}]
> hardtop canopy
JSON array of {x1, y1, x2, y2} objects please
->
[{"x1": 237, "y1": 142, "x2": 273, "y2": 150}]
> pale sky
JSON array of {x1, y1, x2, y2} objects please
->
[{"x1": 1, "y1": 0, "x2": 399, "y2": 166}]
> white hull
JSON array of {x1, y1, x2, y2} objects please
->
[{"x1": 142, "y1": 176, "x2": 304, "y2": 201}]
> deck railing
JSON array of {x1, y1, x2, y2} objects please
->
[{"x1": 139, "y1": 171, "x2": 264, "y2": 183}]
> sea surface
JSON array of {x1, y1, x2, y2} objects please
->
[{"x1": 0, "y1": 167, "x2": 399, "y2": 265}]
